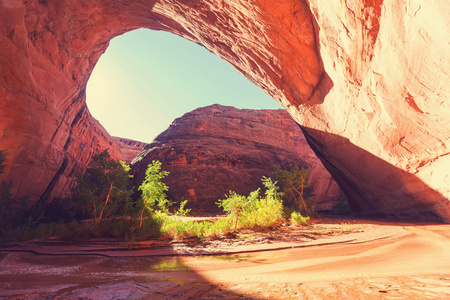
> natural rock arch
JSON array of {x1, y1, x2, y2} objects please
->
[{"x1": 0, "y1": 0, "x2": 449, "y2": 222}]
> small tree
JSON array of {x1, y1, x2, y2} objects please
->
[
  {"x1": 217, "y1": 191, "x2": 250, "y2": 233},
  {"x1": 73, "y1": 150, "x2": 133, "y2": 230},
  {"x1": 272, "y1": 165, "x2": 316, "y2": 216},
  {"x1": 137, "y1": 160, "x2": 170, "y2": 229},
  {"x1": 261, "y1": 176, "x2": 283, "y2": 202}
]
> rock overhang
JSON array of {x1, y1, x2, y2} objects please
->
[{"x1": 0, "y1": 0, "x2": 448, "y2": 222}]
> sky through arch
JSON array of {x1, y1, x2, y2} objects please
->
[{"x1": 86, "y1": 29, "x2": 283, "y2": 143}]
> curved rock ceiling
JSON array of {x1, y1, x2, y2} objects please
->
[{"x1": 0, "y1": 0, "x2": 448, "y2": 221}]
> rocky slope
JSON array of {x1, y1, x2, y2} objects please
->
[
  {"x1": 112, "y1": 137, "x2": 147, "y2": 164},
  {"x1": 0, "y1": 0, "x2": 448, "y2": 221},
  {"x1": 131, "y1": 105, "x2": 340, "y2": 212}
]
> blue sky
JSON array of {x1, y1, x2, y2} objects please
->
[{"x1": 86, "y1": 29, "x2": 283, "y2": 143}]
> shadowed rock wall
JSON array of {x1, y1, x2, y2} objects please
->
[{"x1": 0, "y1": 0, "x2": 448, "y2": 221}]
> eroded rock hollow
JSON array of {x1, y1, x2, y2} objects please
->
[{"x1": 0, "y1": 0, "x2": 449, "y2": 221}]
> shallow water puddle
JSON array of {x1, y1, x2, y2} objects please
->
[{"x1": 0, "y1": 251, "x2": 270, "y2": 299}]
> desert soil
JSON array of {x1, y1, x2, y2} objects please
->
[{"x1": 0, "y1": 219, "x2": 449, "y2": 299}]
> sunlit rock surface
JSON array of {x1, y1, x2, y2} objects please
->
[
  {"x1": 131, "y1": 105, "x2": 340, "y2": 212},
  {"x1": 0, "y1": 0, "x2": 448, "y2": 221},
  {"x1": 301, "y1": 0, "x2": 450, "y2": 221}
]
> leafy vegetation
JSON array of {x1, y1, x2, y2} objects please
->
[
  {"x1": 1, "y1": 155, "x2": 318, "y2": 243},
  {"x1": 159, "y1": 177, "x2": 284, "y2": 240},
  {"x1": 290, "y1": 211, "x2": 310, "y2": 226},
  {"x1": 271, "y1": 165, "x2": 316, "y2": 216},
  {"x1": 174, "y1": 200, "x2": 191, "y2": 217},
  {"x1": 217, "y1": 191, "x2": 250, "y2": 232},
  {"x1": 217, "y1": 176, "x2": 284, "y2": 232},
  {"x1": 160, "y1": 213, "x2": 233, "y2": 240},
  {"x1": 236, "y1": 177, "x2": 284, "y2": 230},
  {"x1": 137, "y1": 160, "x2": 171, "y2": 228},
  {"x1": 72, "y1": 150, "x2": 134, "y2": 231}
]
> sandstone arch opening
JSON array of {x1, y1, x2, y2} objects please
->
[
  {"x1": 1, "y1": 0, "x2": 327, "y2": 209},
  {"x1": 0, "y1": 0, "x2": 448, "y2": 222},
  {"x1": 85, "y1": 29, "x2": 283, "y2": 144},
  {"x1": 85, "y1": 28, "x2": 341, "y2": 213}
]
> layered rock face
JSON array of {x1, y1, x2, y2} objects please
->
[
  {"x1": 112, "y1": 137, "x2": 146, "y2": 164},
  {"x1": 0, "y1": 1, "x2": 448, "y2": 221},
  {"x1": 301, "y1": 0, "x2": 450, "y2": 221},
  {"x1": 131, "y1": 105, "x2": 340, "y2": 212}
]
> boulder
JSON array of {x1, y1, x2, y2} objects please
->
[{"x1": 131, "y1": 104, "x2": 341, "y2": 212}]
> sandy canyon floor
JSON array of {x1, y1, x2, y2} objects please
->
[{"x1": 1, "y1": 220, "x2": 449, "y2": 299}]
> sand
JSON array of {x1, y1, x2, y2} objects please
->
[{"x1": 0, "y1": 220, "x2": 449, "y2": 299}]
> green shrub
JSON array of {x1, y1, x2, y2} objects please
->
[
  {"x1": 217, "y1": 177, "x2": 284, "y2": 232},
  {"x1": 272, "y1": 165, "x2": 316, "y2": 216},
  {"x1": 290, "y1": 211, "x2": 310, "y2": 226},
  {"x1": 137, "y1": 160, "x2": 171, "y2": 229},
  {"x1": 160, "y1": 214, "x2": 233, "y2": 240},
  {"x1": 174, "y1": 200, "x2": 191, "y2": 217},
  {"x1": 72, "y1": 150, "x2": 134, "y2": 231},
  {"x1": 239, "y1": 177, "x2": 284, "y2": 230},
  {"x1": 217, "y1": 191, "x2": 250, "y2": 232}
]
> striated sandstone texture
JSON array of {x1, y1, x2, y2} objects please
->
[
  {"x1": 0, "y1": 0, "x2": 449, "y2": 221},
  {"x1": 112, "y1": 137, "x2": 146, "y2": 164},
  {"x1": 131, "y1": 105, "x2": 341, "y2": 212}
]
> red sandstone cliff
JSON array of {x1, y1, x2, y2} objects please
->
[
  {"x1": 131, "y1": 105, "x2": 340, "y2": 212},
  {"x1": 0, "y1": 0, "x2": 448, "y2": 221},
  {"x1": 112, "y1": 137, "x2": 147, "y2": 165}
]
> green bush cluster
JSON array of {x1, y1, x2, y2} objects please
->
[
  {"x1": 217, "y1": 177, "x2": 284, "y2": 232},
  {"x1": 271, "y1": 165, "x2": 316, "y2": 216},
  {"x1": 290, "y1": 211, "x2": 310, "y2": 226},
  {"x1": 158, "y1": 177, "x2": 285, "y2": 240},
  {"x1": 160, "y1": 213, "x2": 233, "y2": 240},
  {"x1": 0, "y1": 150, "x2": 165, "y2": 242},
  {"x1": 0, "y1": 150, "x2": 316, "y2": 243},
  {"x1": 73, "y1": 150, "x2": 134, "y2": 230}
]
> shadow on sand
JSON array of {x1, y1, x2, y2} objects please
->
[{"x1": 0, "y1": 249, "x2": 255, "y2": 299}]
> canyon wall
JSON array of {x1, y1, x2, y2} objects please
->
[
  {"x1": 131, "y1": 105, "x2": 341, "y2": 212},
  {"x1": 301, "y1": 0, "x2": 450, "y2": 220},
  {"x1": 112, "y1": 137, "x2": 147, "y2": 164},
  {"x1": 0, "y1": 0, "x2": 448, "y2": 221}
]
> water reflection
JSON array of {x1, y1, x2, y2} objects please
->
[{"x1": 0, "y1": 252, "x2": 256, "y2": 299}]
